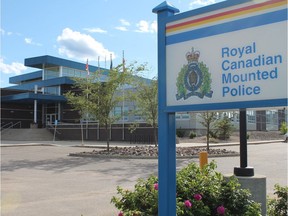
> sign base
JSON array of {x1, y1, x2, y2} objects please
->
[{"x1": 234, "y1": 166, "x2": 254, "y2": 177}]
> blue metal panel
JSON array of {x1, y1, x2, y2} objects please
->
[
  {"x1": 9, "y1": 70, "x2": 42, "y2": 84},
  {"x1": 5, "y1": 77, "x2": 74, "y2": 91},
  {"x1": 25, "y1": 55, "x2": 105, "y2": 72},
  {"x1": 1, "y1": 92, "x2": 66, "y2": 103}
]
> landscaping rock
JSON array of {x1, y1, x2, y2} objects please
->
[{"x1": 71, "y1": 146, "x2": 238, "y2": 158}]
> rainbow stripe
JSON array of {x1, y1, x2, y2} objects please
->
[{"x1": 166, "y1": 0, "x2": 287, "y2": 34}]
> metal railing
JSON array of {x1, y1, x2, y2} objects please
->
[{"x1": 1, "y1": 121, "x2": 22, "y2": 132}]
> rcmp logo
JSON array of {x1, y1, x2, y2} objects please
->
[{"x1": 176, "y1": 48, "x2": 213, "y2": 100}]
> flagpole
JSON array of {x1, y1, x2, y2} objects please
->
[
  {"x1": 122, "y1": 50, "x2": 125, "y2": 141},
  {"x1": 85, "y1": 59, "x2": 89, "y2": 142},
  {"x1": 97, "y1": 56, "x2": 100, "y2": 140}
]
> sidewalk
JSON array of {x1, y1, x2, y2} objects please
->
[
  {"x1": 1, "y1": 141, "x2": 287, "y2": 216},
  {"x1": 1, "y1": 139, "x2": 284, "y2": 148}
]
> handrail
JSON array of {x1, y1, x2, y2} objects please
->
[
  {"x1": 13, "y1": 121, "x2": 22, "y2": 128},
  {"x1": 1, "y1": 121, "x2": 22, "y2": 132},
  {"x1": 1, "y1": 122, "x2": 13, "y2": 130},
  {"x1": 46, "y1": 124, "x2": 61, "y2": 134}
]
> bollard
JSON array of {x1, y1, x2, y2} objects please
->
[{"x1": 199, "y1": 151, "x2": 208, "y2": 169}]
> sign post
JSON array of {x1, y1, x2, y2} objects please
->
[
  {"x1": 154, "y1": 0, "x2": 287, "y2": 215},
  {"x1": 234, "y1": 108, "x2": 255, "y2": 176},
  {"x1": 153, "y1": 3, "x2": 179, "y2": 216}
]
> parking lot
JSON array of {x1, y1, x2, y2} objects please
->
[{"x1": 1, "y1": 142, "x2": 287, "y2": 216}]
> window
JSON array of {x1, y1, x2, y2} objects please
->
[
  {"x1": 44, "y1": 86, "x2": 60, "y2": 95},
  {"x1": 44, "y1": 67, "x2": 60, "y2": 80},
  {"x1": 62, "y1": 67, "x2": 87, "y2": 78}
]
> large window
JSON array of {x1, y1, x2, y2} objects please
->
[
  {"x1": 176, "y1": 112, "x2": 190, "y2": 120},
  {"x1": 266, "y1": 110, "x2": 278, "y2": 130},
  {"x1": 44, "y1": 86, "x2": 60, "y2": 95},
  {"x1": 247, "y1": 110, "x2": 256, "y2": 123},
  {"x1": 62, "y1": 67, "x2": 87, "y2": 78},
  {"x1": 113, "y1": 106, "x2": 130, "y2": 122},
  {"x1": 44, "y1": 67, "x2": 60, "y2": 80}
]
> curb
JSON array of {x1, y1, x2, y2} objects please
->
[
  {"x1": 0, "y1": 140, "x2": 284, "y2": 148},
  {"x1": 68, "y1": 152, "x2": 240, "y2": 159}
]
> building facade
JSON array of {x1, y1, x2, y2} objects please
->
[{"x1": 1, "y1": 55, "x2": 286, "y2": 141}]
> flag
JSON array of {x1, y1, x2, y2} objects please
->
[
  {"x1": 86, "y1": 59, "x2": 90, "y2": 76},
  {"x1": 122, "y1": 50, "x2": 125, "y2": 73},
  {"x1": 110, "y1": 54, "x2": 113, "y2": 70}
]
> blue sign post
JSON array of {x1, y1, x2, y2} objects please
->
[
  {"x1": 153, "y1": 0, "x2": 287, "y2": 215},
  {"x1": 153, "y1": 3, "x2": 179, "y2": 216}
]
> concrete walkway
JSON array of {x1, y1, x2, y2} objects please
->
[
  {"x1": 1, "y1": 138, "x2": 284, "y2": 148},
  {"x1": 1, "y1": 140, "x2": 287, "y2": 216}
]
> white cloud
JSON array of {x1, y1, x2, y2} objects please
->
[
  {"x1": 189, "y1": 0, "x2": 218, "y2": 9},
  {"x1": 115, "y1": 19, "x2": 130, "y2": 32},
  {"x1": 24, "y1": 38, "x2": 32, "y2": 44},
  {"x1": 83, "y1": 27, "x2": 107, "y2": 34},
  {"x1": 1, "y1": 28, "x2": 13, "y2": 36},
  {"x1": 150, "y1": 21, "x2": 157, "y2": 33},
  {"x1": 115, "y1": 26, "x2": 128, "y2": 31},
  {"x1": 57, "y1": 28, "x2": 115, "y2": 61},
  {"x1": 0, "y1": 58, "x2": 27, "y2": 75},
  {"x1": 135, "y1": 20, "x2": 157, "y2": 33},
  {"x1": 24, "y1": 37, "x2": 42, "y2": 46},
  {"x1": 119, "y1": 19, "x2": 130, "y2": 26}
]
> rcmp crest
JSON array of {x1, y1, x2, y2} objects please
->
[{"x1": 176, "y1": 48, "x2": 213, "y2": 100}]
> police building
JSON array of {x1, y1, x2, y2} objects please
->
[{"x1": 1, "y1": 55, "x2": 286, "y2": 141}]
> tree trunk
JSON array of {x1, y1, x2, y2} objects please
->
[
  {"x1": 153, "y1": 125, "x2": 158, "y2": 147},
  {"x1": 206, "y1": 124, "x2": 210, "y2": 151},
  {"x1": 105, "y1": 124, "x2": 110, "y2": 152}
]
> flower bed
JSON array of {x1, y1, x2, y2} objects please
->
[{"x1": 111, "y1": 162, "x2": 261, "y2": 216}]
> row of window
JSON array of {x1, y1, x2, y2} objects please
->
[{"x1": 176, "y1": 110, "x2": 287, "y2": 125}]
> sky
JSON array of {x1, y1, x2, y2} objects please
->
[{"x1": 1, "y1": 0, "x2": 224, "y2": 87}]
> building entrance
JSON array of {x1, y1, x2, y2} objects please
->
[{"x1": 46, "y1": 114, "x2": 58, "y2": 125}]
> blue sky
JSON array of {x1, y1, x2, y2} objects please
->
[{"x1": 1, "y1": 0, "x2": 224, "y2": 87}]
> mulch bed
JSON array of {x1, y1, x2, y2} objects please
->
[{"x1": 69, "y1": 146, "x2": 238, "y2": 158}]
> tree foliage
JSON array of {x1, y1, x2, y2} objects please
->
[
  {"x1": 129, "y1": 78, "x2": 158, "y2": 146},
  {"x1": 65, "y1": 62, "x2": 138, "y2": 151},
  {"x1": 199, "y1": 112, "x2": 217, "y2": 151},
  {"x1": 267, "y1": 184, "x2": 288, "y2": 216},
  {"x1": 215, "y1": 114, "x2": 234, "y2": 140}
]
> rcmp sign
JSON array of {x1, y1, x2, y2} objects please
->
[
  {"x1": 176, "y1": 48, "x2": 213, "y2": 100},
  {"x1": 166, "y1": 0, "x2": 287, "y2": 110}
]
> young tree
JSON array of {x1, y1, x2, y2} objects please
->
[
  {"x1": 199, "y1": 111, "x2": 217, "y2": 151},
  {"x1": 65, "y1": 63, "x2": 134, "y2": 152},
  {"x1": 215, "y1": 114, "x2": 234, "y2": 140},
  {"x1": 130, "y1": 78, "x2": 158, "y2": 146}
]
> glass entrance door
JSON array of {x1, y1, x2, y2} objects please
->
[{"x1": 46, "y1": 114, "x2": 57, "y2": 125}]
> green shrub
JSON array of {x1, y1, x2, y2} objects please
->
[
  {"x1": 209, "y1": 130, "x2": 218, "y2": 139},
  {"x1": 189, "y1": 131, "x2": 196, "y2": 139},
  {"x1": 267, "y1": 184, "x2": 288, "y2": 216},
  {"x1": 279, "y1": 122, "x2": 288, "y2": 135},
  {"x1": 215, "y1": 116, "x2": 234, "y2": 140},
  {"x1": 176, "y1": 129, "x2": 185, "y2": 138},
  {"x1": 111, "y1": 162, "x2": 261, "y2": 216}
]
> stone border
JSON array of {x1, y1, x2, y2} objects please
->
[{"x1": 68, "y1": 152, "x2": 240, "y2": 159}]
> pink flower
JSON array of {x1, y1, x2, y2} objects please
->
[
  {"x1": 193, "y1": 194, "x2": 202, "y2": 201},
  {"x1": 118, "y1": 212, "x2": 124, "y2": 216},
  {"x1": 184, "y1": 200, "x2": 192, "y2": 208},
  {"x1": 154, "y1": 183, "x2": 158, "y2": 190},
  {"x1": 217, "y1": 205, "x2": 225, "y2": 215}
]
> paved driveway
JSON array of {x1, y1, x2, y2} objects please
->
[{"x1": 1, "y1": 142, "x2": 287, "y2": 216}]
